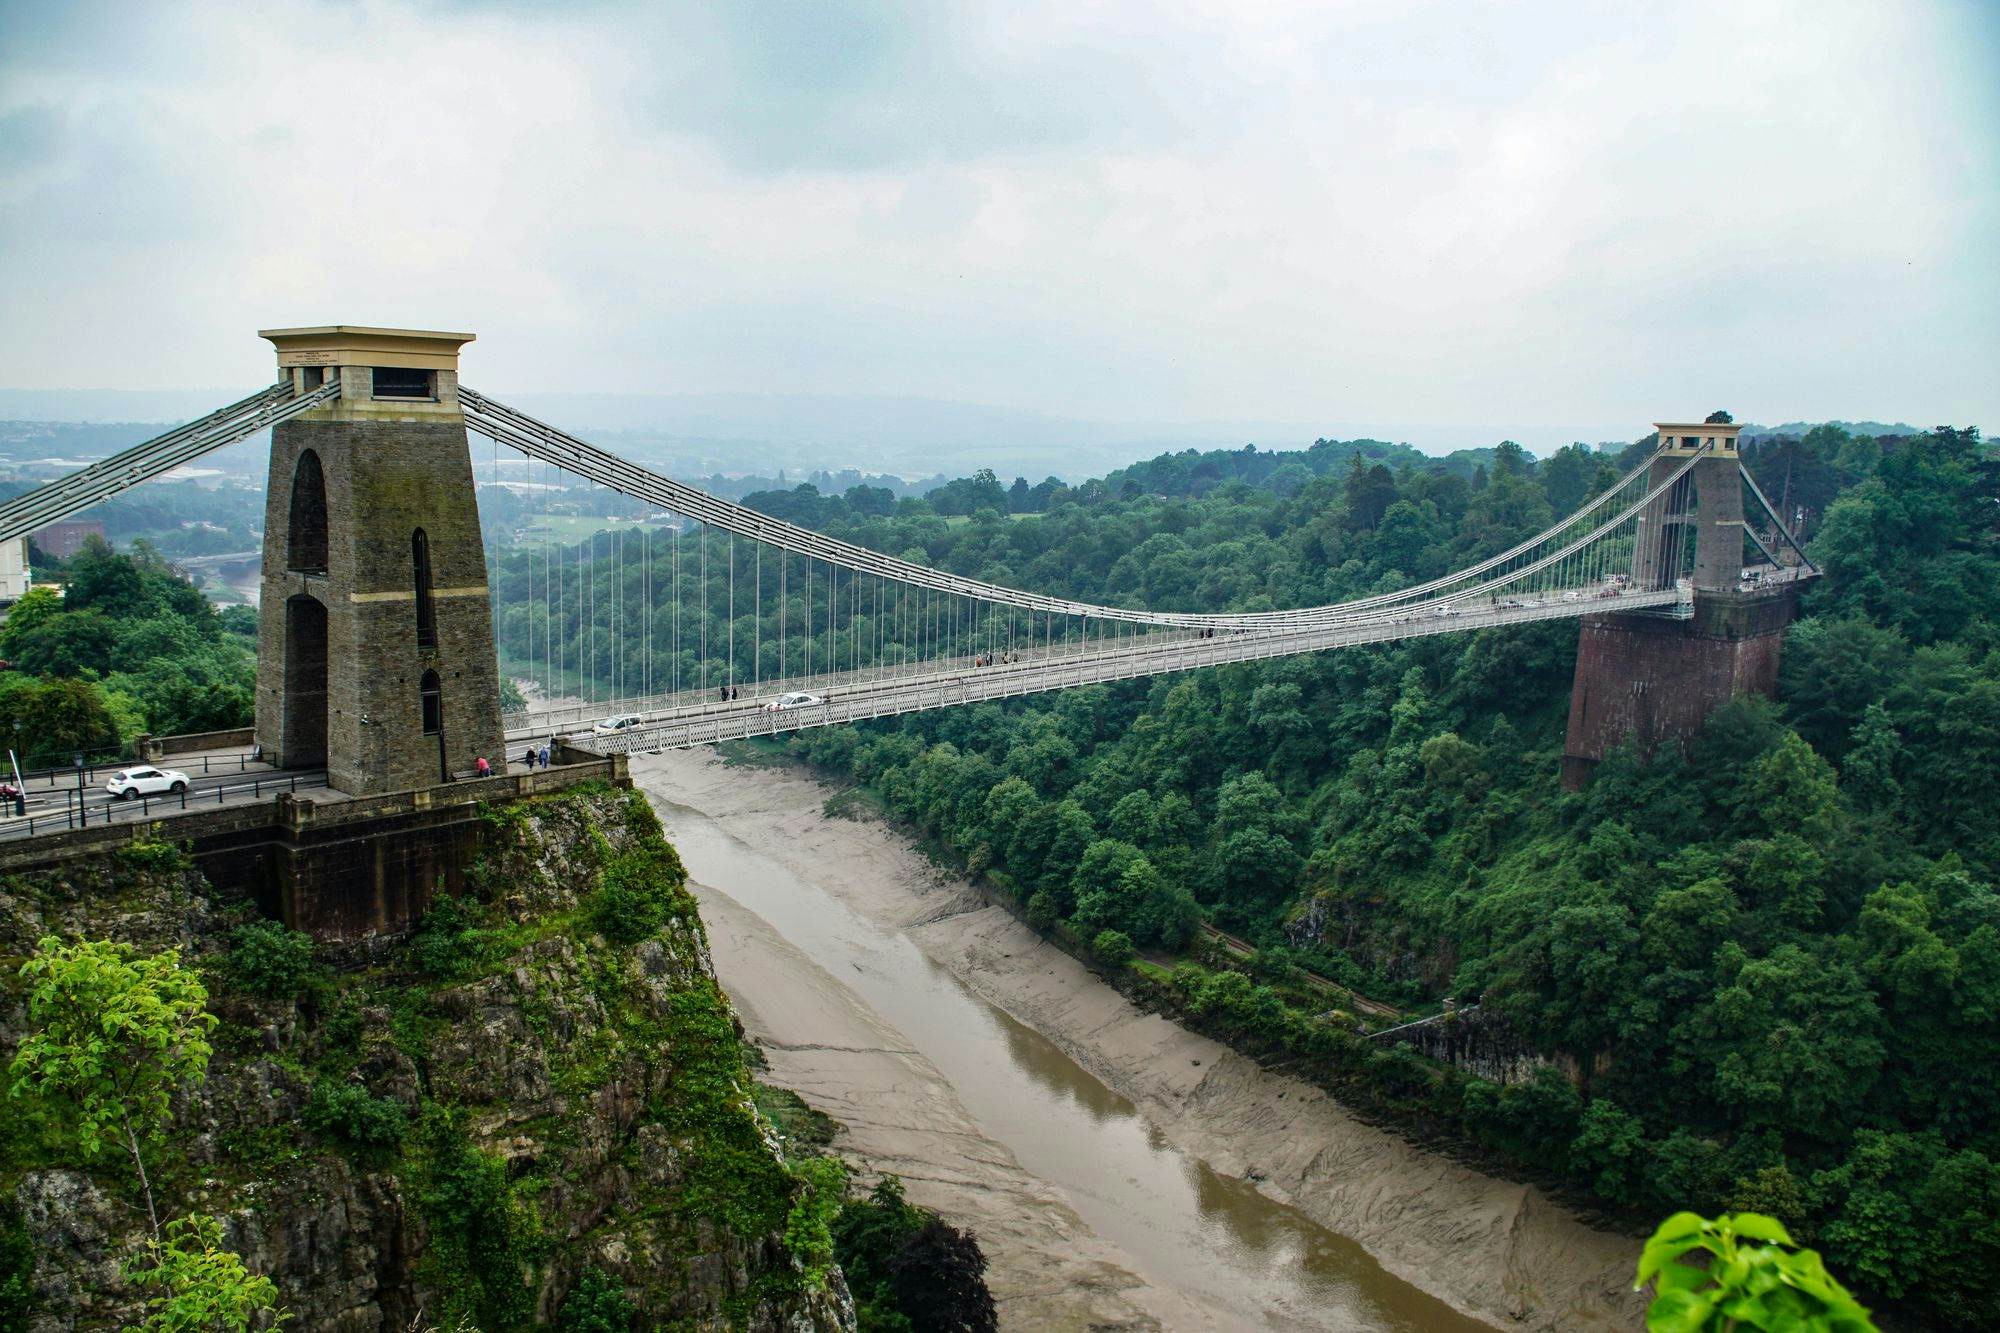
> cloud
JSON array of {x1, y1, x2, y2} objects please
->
[{"x1": 0, "y1": 0, "x2": 1992, "y2": 447}]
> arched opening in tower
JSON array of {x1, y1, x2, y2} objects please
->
[
  {"x1": 419, "y1": 668, "x2": 446, "y2": 782},
  {"x1": 282, "y1": 594, "x2": 329, "y2": 768},
  {"x1": 412, "y1": 527, "x2": 437, "y2": 649},
  {"x1": 287, "y1": 450, "x2": 329, "y2": 574}
]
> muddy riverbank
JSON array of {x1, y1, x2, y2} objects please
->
[{"x1": 633, "y1": 748, "x2": 1645, "y2": 1330}]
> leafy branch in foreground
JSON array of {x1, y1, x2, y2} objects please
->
[
  {"x1": 1635, "y1": 1210, "x2": 1876, "y2": 1332},
  {"x1": 123, "y1": 1214, "x2": 288, "y2": 1332}
]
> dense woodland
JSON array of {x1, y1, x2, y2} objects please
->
[
  {"x1": 0, "y1": 542, "x2": 257, "y2": 765},
  {"x1": 493, "y1": 421, "x2": 1997, "y2": 1325},
  {"x1": 13, "y1": 419, "x2": 1996, "y2": 1321}
]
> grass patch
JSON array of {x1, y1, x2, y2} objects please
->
[
  {"x1": 820, "y1": 786, "x2": 888, "y2": 821},
  {"x1": 753, "y1": 1083, "x2": 837, "y2": 1155}
]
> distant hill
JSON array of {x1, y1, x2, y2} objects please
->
[
  {"x1": 1737, "y1": 419, "x2": 1924, "y2": 439},
  {"x1": 0, "y1": 386, "x2": 1686, "y2": 482}
]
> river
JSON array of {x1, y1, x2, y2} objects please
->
[{"x1": 634, "y1": 748, "x2": 1641, "y2": 1331}]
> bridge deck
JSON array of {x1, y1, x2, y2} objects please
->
[{"x1": 519, "y1": 586, "x2": 1688, "y2": 754}]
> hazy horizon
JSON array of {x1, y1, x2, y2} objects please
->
[
  {"x1": 2, "y1": 1, "x2": 1993, "y2": 454},
  {"x1": 0, "y1": 383, "x2": 1931, "y2": 486}
]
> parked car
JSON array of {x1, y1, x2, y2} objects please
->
[
  {"x1": 106, "y1": 766, "x2": 190, "y2": 800},
  {"x1": 764, "y1": 691, "x2": 825, "y2": 712},
  {"x1": 591, "y1": 714, "x2": 643, "y2": 735}
]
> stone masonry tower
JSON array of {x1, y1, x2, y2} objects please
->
[
  {"x1": 1632, "y1": 420, "x2": 1747, "y2": 594},
  {"x1": 253, "y1": 326, "x2": 504, "y2": 795},
  {"x1": 1561, "y1": 420, "x2": 1798, "y2": 789}
]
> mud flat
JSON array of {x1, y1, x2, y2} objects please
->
[
  {"x1": 694, "y1": 880, "x2": 1215, "y2": 1330},
  {"x1": 634, "y1": 748, "x2": 1644, "y2": 1330}
]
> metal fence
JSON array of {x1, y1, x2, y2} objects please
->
[{"x1": 0, "y1": 771, "x2": 329, "y2": 842}]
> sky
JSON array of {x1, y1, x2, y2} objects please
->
[{"x1": 0, "y1": 0, "x2": 1994, "y2": 453}]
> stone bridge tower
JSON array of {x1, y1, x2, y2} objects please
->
[
  {"x1": 253, "y1": 326, "x2": 504, "y2": 795},
  {"x1": 1561, "y1": 420, "x2": 1799, "y2": 788}
]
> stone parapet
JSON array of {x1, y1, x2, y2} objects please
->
[{"x1": 0, "y1": 756, "x2": 628, "y2": 937}]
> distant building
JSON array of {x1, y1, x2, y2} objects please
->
[
  {"x1": 0, "y1": 538, "x2": 27, "y2": 602},
  {"x1": 33, "y1": 519, "x2": 106, "y2": 559}
]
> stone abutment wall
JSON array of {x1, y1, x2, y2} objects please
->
[{"x1": 1561, "y1": 587, "x2": 1799, "y2": 789}]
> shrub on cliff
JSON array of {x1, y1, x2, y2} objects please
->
[
  {"x1": 9, "y1": 936, "x2": 288, "y2": 1327},
  {"x1": 407, "y1": 1106, "x2": 534, "y2": 1332},
  {"x1": 9, "y1": 936, "x2": 216, "y2": 1234},
  {"x1": 409, "y1": 894, "x2": 489, "y2": 980},
  {"x1": 0, "y1": 1205, "x2": 32, "y2": 1329},
  {"x1": 556, "y1": 1268, "x2": 632, "y2": 1333},
  {"x1": 303, "y1": 1081, "x2": 407, "y2": 1154},
  {"x1": 587, "y1": 840, "x2": 691, "y2": 946},
  {"x1": 223, "y1": 921, "x2": 322, "y2": 1002}
]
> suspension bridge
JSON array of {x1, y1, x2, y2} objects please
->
[{"x1": 0, "y1": 326, "x2": 1814, "y2": 806}]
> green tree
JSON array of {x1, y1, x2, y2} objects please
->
[
  {"x1": 1571, "y1": 1099, "x2": 1646, "y2": 1203},
  {"x1": 1840, "y1": 704, "x2": 1905, "y2": 811},
  {"x1": 0, "y1": 584, "x2": 63, "y2": 653},
  {"x1": 1091, "y1": 929, "x2": 1136, "y2": 969},
  {"x1": 887, "y1": 1218, "x2": 997, "y2": 1333},
  {"x1": 1738, "y1": 732, "x2": 1841, "y2": 848},
  {"x1": 1705, "y1": 945, "x2": 1883, "y2": 1144},
  {"x1": 0, "y1": 674, "x2": 124, "y2": 764},
  {"x1": 9, "y1": 936, "x2": 217, "y2": 1235},
  {"x1": 1779, "y1": 618, "x2": 1908, "y2": 759}
]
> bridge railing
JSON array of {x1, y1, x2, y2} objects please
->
[
  {"x1": 0, "y1": 770, "x2": 329, "y2": 843},
  {"x1": 562, "y1": 586, "x2": 1686, "y2": 754}
]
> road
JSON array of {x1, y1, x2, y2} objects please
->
[
  {"x1": 0, "y1": 753, "x2": 329, "y2": 841},
  {"x1": 515, "y1": 585, "x2": 1689, "y2": 754}
]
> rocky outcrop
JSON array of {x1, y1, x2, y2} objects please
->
[
  {"x1": 0, "y1": 789, "x2": 855, "y2": 1332},
  {"x1": 1375, "y1": 1006, "x2": 1558, "y2": 1085}
]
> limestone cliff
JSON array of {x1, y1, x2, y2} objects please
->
[{"x1": 0, "y1": 785, "x2": 855, "y2": 1332}]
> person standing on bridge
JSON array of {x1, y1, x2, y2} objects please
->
[
  {"x1": 539, "y1": 742, "x2": 551, "y2": 769},
  {"x1": 521, "y1": 746, "x2": 536, "y2": 771}
]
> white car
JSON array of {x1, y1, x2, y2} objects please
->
[
  {"x1": 106, "y1": 766, "x2": 190, "y2": 800},
  {"x1": 764, "y1": 691, "x2": 825, "y2": 712},
  {"x1": 591, "y1": 714, "x2": 643, "y2": 735}
]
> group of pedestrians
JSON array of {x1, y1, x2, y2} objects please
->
[{"x1": 470, "y1": 742, "x2": 554, "y2": 780}]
